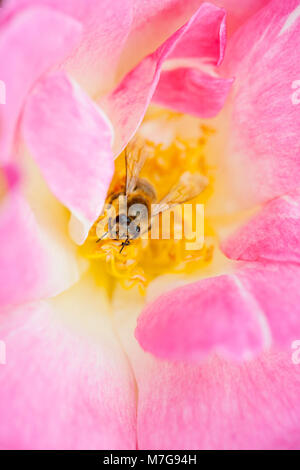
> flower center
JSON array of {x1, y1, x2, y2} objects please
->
[{"x1": 82, "y1": 109, "x2": 216, "y2": 294}]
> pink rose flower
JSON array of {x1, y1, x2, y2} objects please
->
[{"x1": 0, "y1": 0, "x2": 300, "y2": 450}]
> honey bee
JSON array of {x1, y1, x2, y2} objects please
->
[{"x1": 97, "y1": 138, "x2": 208, "y2": 252}]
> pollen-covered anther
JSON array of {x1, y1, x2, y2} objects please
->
[{"x1": 82, "y1": 112, "x2": 215, "y2": 292}]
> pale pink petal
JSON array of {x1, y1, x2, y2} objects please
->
[
  {"x1": 220, "y1": 0, "x2": 300, "y2": 209},
  {"x1": 22, "y1": 72, "x2": 114, "y2": 239},
  {"x1": 5, "y1": 0, "x2": 133, "y2": 96},
  {"x1": 136, "y1": 273, "x2": 269, "y2": 362},
  {"x1": 0, "y1": 5, "x2": 82, "y2": 164},
  {"x1": 0, "y1": 295, "x2": 136, "y2": 449},
  {"x1": 222, "y1": 190, "x2": 300, "y2": 264},
  {"x1": 100, "y1": 3, "x2": 232, "y2": 154},
  {"x1": 135, "y1": 351, "x2": 300, "y2": 449},
  {"x1": 0, "y1": 191, "x2": 79, "y2": 308}
]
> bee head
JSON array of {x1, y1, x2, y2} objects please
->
[{"x1": 113, "y1": 213, "x2": 141, "y2": 241}]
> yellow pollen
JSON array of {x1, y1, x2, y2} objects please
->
[{"x1": 81, "y1": 112, "x2": 216, "y2": 294}]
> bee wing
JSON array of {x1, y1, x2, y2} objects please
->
[
  {"x1": 151, "y1": 172, "x2": 208, "y2": 218},
  {"x1": 125, "y1": 138, "x2": 149, "y2": 194}
]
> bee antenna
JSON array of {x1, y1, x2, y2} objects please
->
[{"x1": 96, "y1": 231, "x2": 109, "y2": 243}]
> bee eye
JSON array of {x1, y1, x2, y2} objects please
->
[
  {"x1": 116, "y1": 214, "x2": 128, "y2": 225},
  {"x1": 127, "y1": 222, "x2": 141, "y2": 239}
]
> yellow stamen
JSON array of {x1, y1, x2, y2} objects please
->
[{"x1": 81, "y1": 111, "x2": 216, "y2": 293}]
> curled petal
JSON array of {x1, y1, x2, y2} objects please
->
[
  {"x1": 162, "y1": 2, "x2": 227, "y2": 66},
  {"x1": 100, "y1": 3, "x2": 232, "y2": 154},
  {"x1": 119, "y1": 0, "x2": 203, "y2": 75},
  {"x1": 120, "y1": 0, "x2": 262, "y2": 75}
]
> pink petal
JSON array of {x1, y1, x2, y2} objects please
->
[
  {"x1": 0, "y1": 5, "x2": 82, "y2": 164},
  {"x1": 120, "y1": 1, "x2": 218, "y2": 75},
  {"x1": 100, "y1": 3, "x2": 232, "y2": 154},
  {"x1": 0, "y1": 191, "x2": 79, "y2": 308},
  {"x1": 238, "y1": 262, "x2": 300, "y2": 349},
  {"x1": 163, "y1": 2, "x2": 227, "y2": 66},
  {"x1": 99, "y1": 31, "x2": 179, "y2": 155},
  {"x1": 153, "y1": 68, "x2": 234, "y2": 118},
  {"x1": 5, "y1": 0, "x2": 133, "y2": 96},
  {"x1": 115, "y1": 288, "x2": 300, "y2": 449},
  {"x1": 220, "y1": 0, "x2": 300, "y2": 209},
  {"x1": 214, "y1": 0, "x2": 271, "y2": 35},
  {"x1": 0, "y1": 297, "x2": 136, "y2": 449},
  {"x1": 221, "y1": 188, "x2": 300, "y2": 344},
  {"x1": 137, "y1": 259, "x2": 300, "y2": 360},
  {"x1": 222, "y1": 190, "x2": 300, "y2": 264},
  {"x1": 135, "y1": 350, "x2": 300, "y2": 449},
  {"x1": 136, "y1": 273, "x2": 269, "y2": 362},
  {"x1": 152, "y1": 2, "x2": 234, "y2": 116},
  {"x1": 22, "y1": 72, "x2": 114, "y2": 239},
  {"x1": 120, "y1": 0, "x2": 267, "y2": 76},
  {"x1": 0, "y1": 163, "x2": 20, "y2": 193}
]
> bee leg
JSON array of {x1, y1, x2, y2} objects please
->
[{"x1": 119, "y1": 238, "x2": 130, "y2": 254}]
